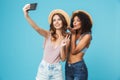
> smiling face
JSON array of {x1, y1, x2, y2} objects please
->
[
  {"x1": 50, "y1": 13, "x2": 68, "y2": 40},
  {"x1": 52, "y1": 14, "x2": 63, "y2": 30},
  {"x1": 73, "y1": 16, "x2": 81, "y2": 30}
]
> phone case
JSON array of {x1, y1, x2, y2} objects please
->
[{"x1": 29, "y1": 3, "x2": 37, "y2": 11}]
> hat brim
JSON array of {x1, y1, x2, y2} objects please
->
[
  {"x1": 72, "y1": 10, "x2": 93, "y2": 24},
  {"x1": 48, "y1": 9, "x2": 70, "y2": 26}
]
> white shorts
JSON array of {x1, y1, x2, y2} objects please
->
[{"x1": 36, "y1": 60, "x2": 63, "y2": 80}]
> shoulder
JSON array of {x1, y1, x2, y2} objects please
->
[{"x1": 81, "y1": 32, "x2": 92, "y2": 41}]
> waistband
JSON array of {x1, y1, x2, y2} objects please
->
[
  {"x1": 66, "y1": 59, "x2": 85, "y2": 65},
  {"x1": 41, "y1": 59, "x2": 60, "y2": 66}
]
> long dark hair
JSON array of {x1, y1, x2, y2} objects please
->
[
  {"x1": 50, "y1": 13, "x2": 68, "y2": 41},
  {"x1": 70, "y1": 11, "x2": 92, "y2": 34}
]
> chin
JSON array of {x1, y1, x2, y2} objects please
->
[{"x1": 55, "y1": 26, "x2": 62, "y2": 29}]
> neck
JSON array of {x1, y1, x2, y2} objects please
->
[
  {"x1": 78, "y1": 29, "x2": 82, "y2": 33},
  {"x1": 76, "y1": 30, "x2": 82, "y2": 40},
  {"x1": 56, "y1": 30, "x2": 63, "y2": 38}
]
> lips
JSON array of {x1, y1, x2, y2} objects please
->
[
  {"x1": 55, "y1": 24, "x2": 60, "y2": 27},
  {"x1": 74, "y1": 25, "x2": 77, "y2": 27}
]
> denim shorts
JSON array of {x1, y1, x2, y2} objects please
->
[
  {"x1": 36, "y1": 60, "x2": 63, "y2": 80},
  {"x1": 65, "y1": 60, "x2": 88, "y2": 80}
]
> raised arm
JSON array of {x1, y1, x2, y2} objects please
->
[
  {"x1": 23, "y1": 4, "x2": 49, "y2": 38},
  {"x1": 71, "y1": 33, "x2": 91, "y2": 55}
]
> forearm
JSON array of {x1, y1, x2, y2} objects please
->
[
  {"x1": 23, "y1": 4, "x2": 40, "y2": 32},
  {"x1": 60, "y1": 46, "x2": 66, "y2": 61},
  {"x1": 25, "y1": 15, "x2": 40, "y2": 31},
  {"x1": 24, "y1": 14, "x2": 49, "y2": 38},
  {"x1": 71, "y1": 34, "x2": 77, "y2": 54},
  {"x1": 71, "y1": 34, "x2": 91, "y2": 54}
]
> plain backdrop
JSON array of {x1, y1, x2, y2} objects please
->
[{"x1": 0, "y1": 0, "x2": 120, "y2": 80}]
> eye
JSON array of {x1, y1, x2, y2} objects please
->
[
  {"x1": 58, "y1": 18, "x2": 61, "y2": 21},
  {"x1": 53, "y1": 19, "x2": 56, "y2": 22}
]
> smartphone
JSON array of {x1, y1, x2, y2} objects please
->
[{"x1": 28, "y1": 3, "x2": 37, "y2": 11}]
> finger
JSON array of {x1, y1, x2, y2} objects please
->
[
  {"x1": 66, "y1": 34, "x2": 69, "y2": 38},
  {"x1": 72, "y1": 27, "x2": 78, "y2": 31},
  {"x1": 23, "y1": 4, "x2": 30, "y2": 11},
  {"x1": 71, "y1": 28, "x2": 75, "y2": 31},
  {"x1": 66, "y1": 34, "x2": 70, "y2": 41},
  {"x1": 64, "y1": 34, "x2": 68, "y2": 40},
  {"x1": 26, "y1": 4, "x2": 30, "y2": 10},
  {"x1": 67, "y1": 35, "x2": 70, "y2": 39},
  {"x1": 67, "y1": 26, "x2": 71, "y2": 29},
  {"x1": 66, "y1": 35, "x2": 70, "y2": 42}
]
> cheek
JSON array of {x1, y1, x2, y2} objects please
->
[
  {"x1": 77, "y1": 22, "x2": 81, "y2": 25},
  {"x1": 77, "y1": 23, "x2": 81, "y2": 27},
  {"x1": 59, "y1": 21, "x2": 63, "y2": 26},
  {"x1": 53, "y1": 22, "x2": 56, "y2": 25},
  {"x1": 59, "y1": 21, "x2": 62, "y2": 24}
]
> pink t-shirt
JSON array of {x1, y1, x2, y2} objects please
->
[{"x1": 43, "y1": 35, "x2": 61, "y2": 64}]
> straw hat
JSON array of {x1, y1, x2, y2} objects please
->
[
  {"x1": 72, "y1": 10, "x2": 93, "y2": 24},
  {"x1": 48, "y1": 9, "x2": 70, "y2": 25}
]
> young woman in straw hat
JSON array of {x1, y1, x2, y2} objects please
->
[
  {"x1": 23, "y1": 4, "x2": 70, "y2": 80},
  {"x1": 66, "y1": 10, "x2": 93, "y2": 80}
]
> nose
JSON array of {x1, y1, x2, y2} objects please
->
[{"x1": 73, "y1": 21, "x2": 76, "y2": 25}]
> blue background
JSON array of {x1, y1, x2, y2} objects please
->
[{"x1": 0, "y1": 0, "x2": 120, "y2": 80}]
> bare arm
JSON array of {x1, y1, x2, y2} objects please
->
[
  {"x1": 23, "y1": 4, "x2": 49, "y2": 38},
  {"x1": 71, "y1": 34, "x2": 91, "y2": 55},
  {"x1": 60, "y1": 35, "x2": 70, "y2": 61},
  {"x1": 60, "y1": 46, "x2": 66, "y2": 61}
]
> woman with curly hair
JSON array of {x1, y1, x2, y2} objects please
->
[{"x1": 66, "y1": 10, "x2": 93, "y2": 80}]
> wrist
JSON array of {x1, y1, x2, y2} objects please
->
[{"x1": 24, "y1": 13, "x2": 29, "y2": 18}]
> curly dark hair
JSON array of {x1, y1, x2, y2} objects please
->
[
  {"x1": 50, "y1": 13, "x2": 68, "y2": 41},
  {"x1": 70, "y1": 11, "x2": 92, "y2": 34}
]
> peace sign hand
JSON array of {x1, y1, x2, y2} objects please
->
[{"x1": 61, "y1": 34, "x2": 70, "y2": 47}]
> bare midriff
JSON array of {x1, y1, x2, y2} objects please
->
[{"x1": 68, "y1": 52, "x2": 85, "y2": 64}]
